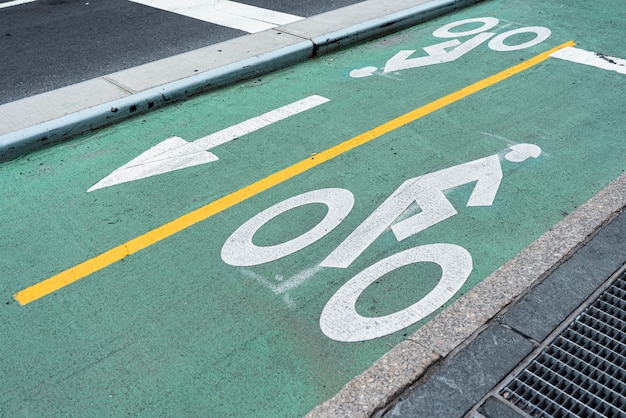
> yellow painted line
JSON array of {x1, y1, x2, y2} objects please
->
[{"x1": 14, "y1": 40, "x2": 575, "y2": 305}]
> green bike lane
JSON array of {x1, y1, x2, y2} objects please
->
[{"x1": 2, "y1": 0, "x2": 625, "y2": 415}]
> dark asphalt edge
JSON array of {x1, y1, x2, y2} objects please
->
[
  {"x1": 307, "y1": 172, "x2": 626, "y2": 417},
  {"x1": 469, "y1": 261, "x2": 626, "y2": 417},
  {"x1": 0, "y1": 0, "x2": 485, "y2": 162}
]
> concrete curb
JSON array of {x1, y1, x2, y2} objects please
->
[
  {"x1": 0, "y1": 0, "x2": 485, "y2": 162},
  {"x1": 0, "y1": 40, "x2": 312, "y2": 160}
]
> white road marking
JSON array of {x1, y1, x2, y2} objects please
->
[
  {"x1": 0, "y1": 0, "x2": 36, "y2": 9},
  {"x1": 551, "y1": 47, "x2": 626, "y2": 75},
  {"x1": 350, "y1": 17, "x2": 552, "y2": 78},
  {"x1": 222, "y1": 188, "x2": 354, "y2": 266},
  {"x1": 128, "y1": 0, "x2": 303, "y2": 33},
  {"x1": 88, "y1": 95, "x2": 330, "y2": 192},
  {"x1": 320, "y1": 244, "x2": 473, "y2": 342},
  {"x1": 321, "y1": 155, "x2": 505, "y2": 268},
  {"x1": 382, "y1": 32, "x2": 495, "y2": 74}
]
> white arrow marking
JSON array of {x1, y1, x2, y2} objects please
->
[
  {"x1": 88, "y1": 95, "x2": 330, "y2": 192},
  {"x1": 551, "y1": 47, "x2": 626, "y2": 75}
]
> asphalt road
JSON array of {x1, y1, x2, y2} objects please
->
[{"x1": 0, "y1": 0, "x2": 363, "y2": 104}]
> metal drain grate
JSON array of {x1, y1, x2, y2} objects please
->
[{"x1": 499, "y1": 271, "x2": 626, "y2": 417}]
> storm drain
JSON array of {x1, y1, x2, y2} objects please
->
[{"x1": 499, "y1": 270, "x2": 626, "y2": 417}]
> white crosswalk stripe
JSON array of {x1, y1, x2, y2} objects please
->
[
  {"x1": 129, "y1": 0, "x2": 303, "y2": 33},
  {"x1": 0, "y1": 0, "x2": 37, "y2": 10}
]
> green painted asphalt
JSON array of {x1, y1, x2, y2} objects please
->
[{"x1": 2, "y1": 0, "x2": 625, "y2": 415}]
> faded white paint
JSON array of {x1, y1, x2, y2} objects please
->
[
  {"x1": 242, "y1": 266, "x2": 323, "y2": 309},
  {"x1": 551, "y1": 47, "x2": 626, "y2": 75}
]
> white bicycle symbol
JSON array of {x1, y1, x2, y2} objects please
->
[
  {"x1": 221, "y1": 143, "x2": 542, "y2": 342},
  {"x1": 350, "y1": 17, "x2": 552, "y2": 78}
]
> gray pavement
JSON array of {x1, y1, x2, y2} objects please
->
[{"x1": 3, "y1": 0, "x2": 626, "y2": 416}]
